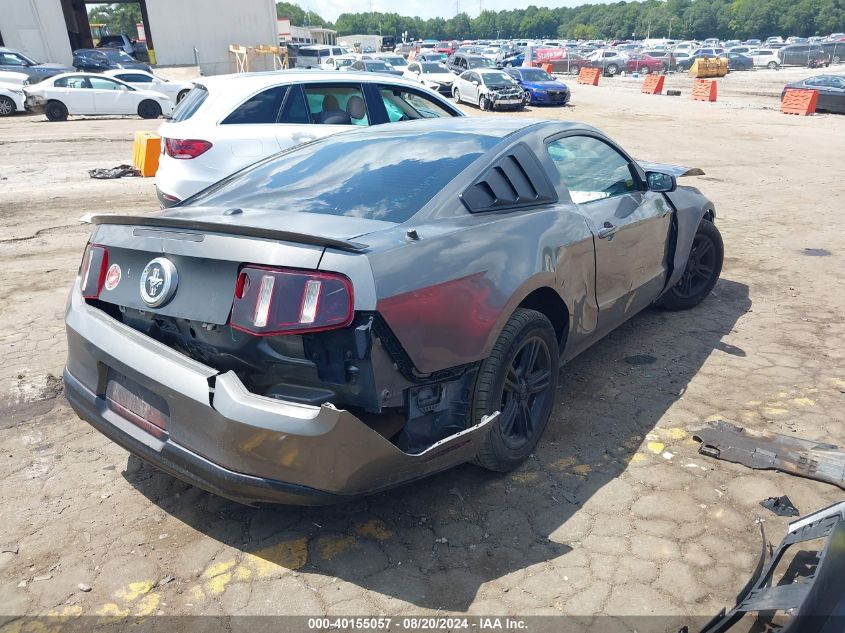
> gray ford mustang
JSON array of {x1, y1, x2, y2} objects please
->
[{"x1": 64, "y1": 117, "x2": 722, "y2": 505}]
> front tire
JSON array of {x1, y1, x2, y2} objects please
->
[
  {"x1": 138, "y1": 99, "x2": 162, "y2": 119},
  {"x1": 472, "y1": 309, "x2": 559, "y2": 472},
  {"x1": 453, "y1": 88, "x2": 461, "y2": 104},
  {"x1": 641, "y1": 65, "x2": 651, "y2": 74},
  {"x1": 658, "y1": 219, "x2": 724, "y2": 311},
  {"x1": 0, "y1": 96, "x2": 15, "y2": 116},
  {"x1": 177, "y1": 89, "x2": 190, "y2": 102},
  {"x1": 45, "y1": 101, "x2": 68, "y2": 122}
]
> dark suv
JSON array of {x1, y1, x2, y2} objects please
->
[
  {"x1": 72, "y1": 48, "x2": 153, "y2": 73},
  {"x1": 778, "y1": 44, "x2": 829, "y2": 67},
  {"x1": 821, "y1": 41, "x2": 845, "y2": 64}
]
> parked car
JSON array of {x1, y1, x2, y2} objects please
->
[
  {"x1": 727, "y1": 45, "x2": 754, "y2": 55},
  {"x1": 63, "y1": 117, "x2": 722, "y2": 505},
  {"x1": 726, "y1": 52, "x2": 754, "y2": 70},
  {"x1": 585, "y1": 49, "x2": 627, "y2": 76},
  {"x1": 625, "y1": 54, "x2": 664, "y2": 74},
  {"x1": 447, "y1": 53, "x2": 496, "y2": 74},
  {"x1": 320, "y1": 54, "x2": 357, "y2": 71},
  {"x1": 820, "y1": 42, "x2": 845, "y2": 64},
  {"x1": 154, "y1": 71, "x2": 464, "y2": 205},
  {"x1": 452, "y1": 68, "x2": 525, "y2": 110},
  {"x1": 504, "y1": 67, "x2": 570, "y2": 105},
  {"x1": 782, "y1": 75, "x2": 845, "y2": 114},
  {"x1": 23, "y1": 72, "x2": 173, "y2": 121},
  {"x1": 691, "y1": 47, "x2": 726, "y2": 57},
  {"x1": 545, "y1": 52, "x2": 588, "y2": 75},
  {"x1": 72, "y1": 48, "x2": 152, "y2": 73},
  {"x1": 104, "y1": 69, "x2": 193, "y2": 102},
  {"x1": 375, "y1": 54, "x2": 408, "y2": 70},
  {"x1": 644, "y1": 50, "x2": 679, "y2": 71},
  {"x1": 0, "y1": 47, "x2": 74, "y2": 82},
  {"x1": 778, "y1": 44, "x2": 828, "y2": 67},
  {"x1": 0, "y1": 80, "x2": 26, "y2": 116},
  {"x1": 394, "y1": 42, "x2": 416, "y2": 57},
  {"x1": 416, "y1": 52, "x2": 448, "y2": 63},
  {"x1": 0, "y1": 70, "x2": 29, "y2": 86},
  {"x1": 295, "y1": 45, "x2": 348, "y2": 69},
  {"x1": 97, "y1": 34, "x2": 149, "y2": 61},
  {"x1": 349, "y1": 60, "x2": 403, "y2": 76},
  {"x1": 403, "y1": 61, "x2": 455, "y2": 95},
  {"x1": 749, "y1": 49, "x2": 781, "y2": 69}
]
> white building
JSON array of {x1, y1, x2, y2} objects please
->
[
  {"x1": 0, "y1": 0, "x2": 279, "y2": 75},
  {"x1": 277, "y1": 18, "x2": 337, "y2": 45}
]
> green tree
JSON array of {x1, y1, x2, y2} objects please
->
[{"x1": 87, "y1": 3, "x2": 142, "y2": 37}]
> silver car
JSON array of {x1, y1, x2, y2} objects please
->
[{"x1": 64, "y1": 118, "x2": 722, "y2": 505}]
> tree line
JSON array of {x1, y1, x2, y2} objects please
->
[{"x1": 276, "y1": 0, "x2": 845, "y2": 42}]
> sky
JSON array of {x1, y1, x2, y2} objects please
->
[{"x1": 303, "y1": 1, "x2": 591, "y2": 22}]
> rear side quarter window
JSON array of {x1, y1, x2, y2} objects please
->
[{"x1": 169, "y1": 85, "x2": 209, "y2": 122}]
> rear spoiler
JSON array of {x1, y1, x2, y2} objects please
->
[
  {"x1": 637, "y1": 161, "x2": 705, "y2": 178},
  {"x1": 90, "y1": 215, "x2": 369, "y2": 253}
]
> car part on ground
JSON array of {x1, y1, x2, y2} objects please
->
[
  {"x1": 694, "y1": 421, "x2": 845, "y2": 490},
  {"x1": 154, "y1": 71, "x2": 464, "y2": 205},
  {"x1": 65, "y1": 117, "x2": 720, "y2": 505},
  {"x1": 88, "y1": 164, "x2": 142, "y2": 179},
  {"x1": 760, "y1": 495, "x2": 800, "y2": 517},
  {"x1": 691, "y1": 500, "x2": 845, "y2": 633}
]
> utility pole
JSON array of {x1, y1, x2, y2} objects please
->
[{"x1": 455, "y1": 0, "x2": 460, "y2": 16}]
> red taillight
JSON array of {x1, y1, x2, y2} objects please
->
[
  {"x1": 79, "y1": 244, "x2": 108, "y2": 299},
  {"x1": 164, "y1": 138, "x2": 213, "y2": 159},
  {"x1": 230, "y1": 266, "x2": 353, "y2": 336}
]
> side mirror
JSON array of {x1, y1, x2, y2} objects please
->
[
  {"x1": 647, "y1": 171, "x2": 677, "y2": 192},
  {"x1": 472, "y1": 80, "x2": 480, "y2": 86}
]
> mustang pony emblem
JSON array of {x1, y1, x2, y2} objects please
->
[{"x1": 139, "y1": 258, "x2": 178, "y2": 308}]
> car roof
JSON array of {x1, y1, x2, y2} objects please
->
[{"x1": 195, "y1": 70, "x2": 426, "y2": 91}]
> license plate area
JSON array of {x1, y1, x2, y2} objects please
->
[{"x1": 105, "y1": 369, "x2": 170, "y2": 439}]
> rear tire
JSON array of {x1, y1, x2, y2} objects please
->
[
  {"x1": 606, "y1": 63, "x2": 619, "y2": 76},
  {"x1": 45, "y1": 101, "x2": 68, "y2": 122},
  {"x1": 658, "y1": 219, "x2": 724, "y2": 311},
  {"x1": 0, "y1": 96, "x2": 15, "y2": 116},
  {"x1": 641, "y1": 65, "x2": 651, "y2": 74},
  {"x1": 569, "y1": 65, "x2": 580, "y2": 75},
  {"x1": 472, "y1": 309, "x2": 559, "y2": 472},
  {"x1": 138, "y1": 99, "x2": 162, "y2": 119},
  {"x1": 767, "y1": 61, "x2": 778, "y2": 69}
]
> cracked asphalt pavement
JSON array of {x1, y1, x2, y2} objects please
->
[{"x1": 1, "y1": 67, "x2": 844, "y2": 630}]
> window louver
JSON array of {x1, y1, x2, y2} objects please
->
[{"x1": 460, "y1": 143, "x2": 558, "y2": 213}]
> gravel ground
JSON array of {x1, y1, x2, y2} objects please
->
[{"x1": 0, "y1": 66, "x2": 843, "y2": 630}]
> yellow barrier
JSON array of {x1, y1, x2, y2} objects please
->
[
  {"x1": 689, "y1": 57, "x2": 728, "y2": 78},
  {"x1": 133, "y1": 131, "x2": 161, "y2": 177}
]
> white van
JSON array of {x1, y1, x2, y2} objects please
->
[{"x1": 295, "y1": 45, "x2": 348, "y2": 69}]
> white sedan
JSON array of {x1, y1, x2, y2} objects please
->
[
  {"x1": 403, "y1": 61, "x2": 455, "y2": 95},
  {"x1": 0, "y1": 81, "x2": 26, "y2": 116},
  {"x1": 23, "y1": 72, "x2": 174, "y2": 121},
  {"x1": 452, "y1": 68, "x2": 525, "y2": 111},
  {"x1": 103, "y1": 69, "x2": 194, "y2": 103}
]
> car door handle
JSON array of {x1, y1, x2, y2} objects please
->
[{"x1": 598, "y1": 222, "x2": 618, "y2": 239}]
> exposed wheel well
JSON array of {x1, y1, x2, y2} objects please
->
[
  {"x1": 517, "y1": 287, "x2": 569, "y2": 349},
  {"x1": 703, "y1": 208, "x2": 715, "y2": 222}
]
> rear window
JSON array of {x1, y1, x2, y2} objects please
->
[
  {"x1": 185, "y1": 131, "x2": 500, "y2": 223},
  {"x1": 169, "y1": 85, "x2": 208, "y2": 122}
]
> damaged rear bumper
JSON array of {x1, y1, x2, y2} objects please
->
[{"x1": 64, "y1": 285, "x2": 495, "y2": 506}]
